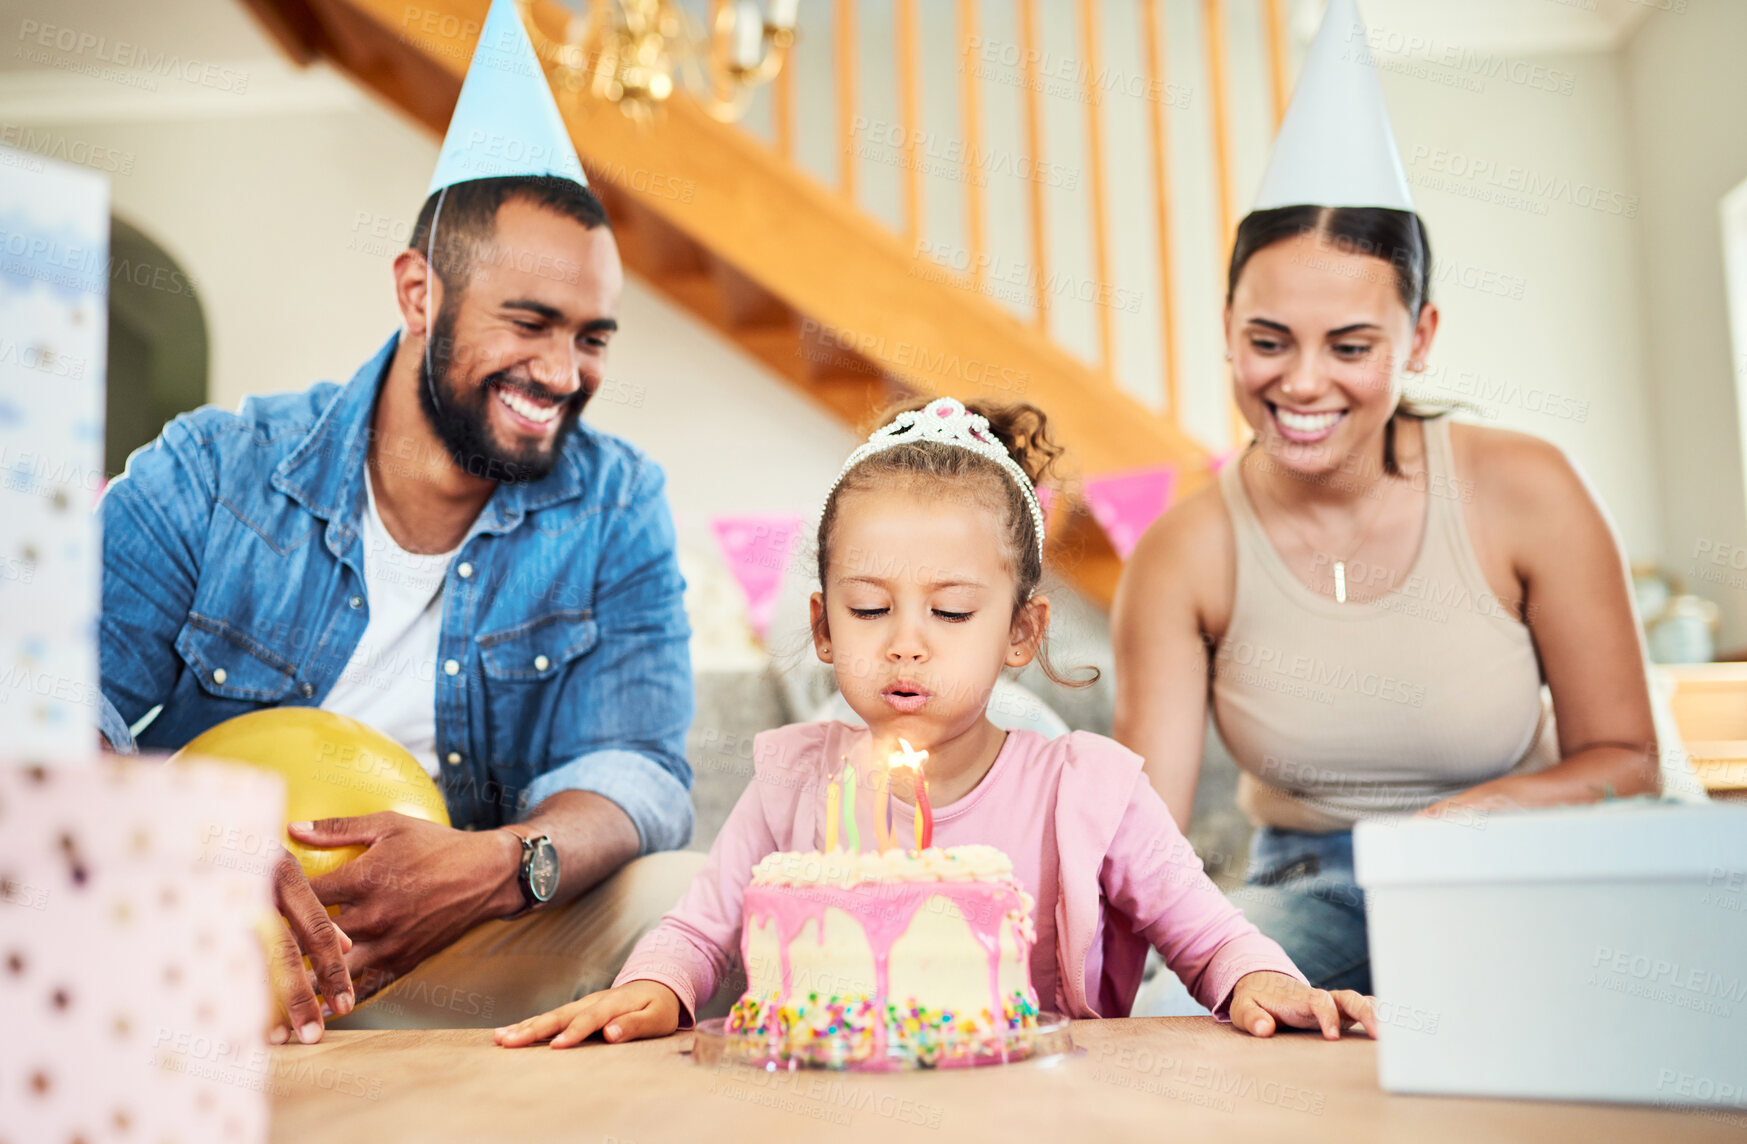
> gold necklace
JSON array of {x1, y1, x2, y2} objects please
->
[{"x1": 1246, "y1": 449, "x2": 1398, "y2": 604}]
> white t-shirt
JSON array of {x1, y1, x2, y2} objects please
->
[{"x1": 320, "y1": 470, "x2": 459, "y2": 779}]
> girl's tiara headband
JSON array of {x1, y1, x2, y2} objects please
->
[{"x1": 825, "y1": 397, "x2": 1047, "y2": 563}]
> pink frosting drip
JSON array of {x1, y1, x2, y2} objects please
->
[{"x1": 743, "y1": 878, "x2": 1029, "y2": 1060}]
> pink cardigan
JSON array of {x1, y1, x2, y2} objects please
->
[{"x1": 616, "y1": 722, "x2": 1304, "y2": 1023}]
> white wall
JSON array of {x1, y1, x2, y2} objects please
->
[
  {"x1": 1621, "y1": 1, "x2": 1747, "y2": 648},
  {"x1": 74, "y1": 107, "x2": 431, "y2": 410},
  {"x1": 1375, "y1": 46, "x2": 1663, "y2": 559}
]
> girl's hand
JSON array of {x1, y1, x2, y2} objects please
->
[
  {"x1": 1229, "y1": 971, "x2": 1377, "y2": 1040},
  {"x1": 493, "y1": 981, "x2": 682, "y2": 1048}
]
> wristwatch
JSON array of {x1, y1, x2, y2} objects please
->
[{"x1": 503, "y1": 826, "x2": 559, "y2": 915}]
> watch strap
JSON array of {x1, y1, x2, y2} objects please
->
[{"x1": 502, "y1": 827, "x2": 550, "y2": 917}]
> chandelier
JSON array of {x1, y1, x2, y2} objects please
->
[{"x1": 521, "y1": 0, "x2": 798, "y2": 123}]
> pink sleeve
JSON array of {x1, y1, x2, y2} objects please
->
[
  {"x1": 612, "y1": 776, "x2": 779, "y2": 1027},
  {"x1": 1100, "y1": 774, "x2": 1307, "y2": 1018}
]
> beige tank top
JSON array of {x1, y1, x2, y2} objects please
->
[{"x1": 1212, "y1": 417, "x2": 1557, "y2": 831}]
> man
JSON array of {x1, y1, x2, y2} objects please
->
[{"x1": 97, "y1": 0, "x2": 699, "y2": 1041}]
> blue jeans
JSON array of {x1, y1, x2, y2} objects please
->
[
  {"x1": 1130, "y1": 827, "x2": 1369, "y2": 1017},
  {"x1": 1226, "y1": 827, "x2": 1370, "y2": 994}
]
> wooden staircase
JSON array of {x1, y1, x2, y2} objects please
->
[{"x1": 239, "y1": 0, "x2": 1219, "y2": 606}]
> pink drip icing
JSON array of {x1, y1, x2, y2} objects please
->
[{"x1": 742, "y1": 876, "x2": 1029, "y2": 1061}]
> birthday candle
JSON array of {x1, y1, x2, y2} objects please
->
[
  {"x1": 825, "y1": 772, "x2": 840, "y2": 852},
  {"x1": 891, "y1": 738, "x2": 933, "y2": 852},
  {"x1": 915, "y1": 771, "x2": 933, "y2": 850},
  {"x1": 842, "y1": 763, "x2": 859, "y2": 852},
  {"x1": 884, "y1": 779, "x2": 896, "y2": 853},
  {"x1": 870, "y1": 766, "x2": 893, "y2": 853}
]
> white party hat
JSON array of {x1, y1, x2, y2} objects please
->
[
  {"x1": 1251, "y1": 0, "x2": 1411, "y2": 212},
  {"x1": 427, "y1": 0, "x2": 587, "y2": 195}
]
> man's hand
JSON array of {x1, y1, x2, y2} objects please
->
[
  {"x1": 1229, "y1": 970, "x2": 1377, "y2": 1040},
  {"x1": 494, "y1": 980, "x2": 682, "y2": 1048},
  {"x1": 289, "y1": 813, "x2": 520, "y2": 1000},
  {"x1": 267, "y1": 850, "x2": 355, "y2": 1044}
]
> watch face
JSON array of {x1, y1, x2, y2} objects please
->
[{"x1": 527, "y1": 838, "x2": 559, "y2": 902}]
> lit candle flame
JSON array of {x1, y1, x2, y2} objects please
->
[
  {"x1": 890, "y1": 738, "x2": 929, "y2": 772},
  {"x1": 888, "y1": 739, "x2": 932, "y2": 851}
]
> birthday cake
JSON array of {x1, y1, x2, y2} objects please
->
[{"x1": 725, "y1": 845, "x2": 1041, "y2": 1067}]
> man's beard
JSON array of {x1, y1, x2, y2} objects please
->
[{"x1": 418, "y1": 300, "x2": 587, "y2": 485}]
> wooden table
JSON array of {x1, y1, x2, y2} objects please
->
[{"x1": 270, "y1": 1020, "x2": 1742, "y2": 1142}]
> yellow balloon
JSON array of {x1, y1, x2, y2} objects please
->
[{"x1": 170, "y1": 708, "x2": 450, "y2": 880}]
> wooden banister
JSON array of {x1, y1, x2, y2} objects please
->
[
  {"x1": 1140, "y1": 0, "x2": 1180, "y2": 419},
  {"x1": 1017, "y1": 0, "x2": 1049, "y2": 330},
  {"x1": 836, "y1": 0, "x2": 856, "y2": 200},
  {"x1": 959, "y1": 0, "x2": 985, "y2": 293},
  {"x1": 1203, "y1": 0, "x2": 1236, "y2": 254},
  {"x1": 1263, "y1": 0, "x2": 1290, "y2": 128},
  {"x1": 895, "y1": 0, "x2": 920, "y2": 247},
  {"x1": 1079, "y1": 0, "x2": 1114, "y2": 377},
  {"x1": 774, "y1": 16, "x2": 794, "y2": 161},
  {"x1": 1201, "y1": 0, "x2": 1246, "y2": 445}
]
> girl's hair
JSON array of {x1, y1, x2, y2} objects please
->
[
  {"x1": 815, "y1": 397, "x2": 1098, "y2": 688},
  {"x1": 1227, "y1": 205, "x2": 1451, "y2": 475}
]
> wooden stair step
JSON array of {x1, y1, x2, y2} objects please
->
[{"x1": 709, "y1": 258, "x2": 792, "y2": 332}]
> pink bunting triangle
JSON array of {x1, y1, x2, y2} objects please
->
[
  {"x1": 1083, "y1": 466, "x2": 1177, "y2": 560},
  {"x1": 710, "y1": 514, "x2": 807, "y2": 642}
]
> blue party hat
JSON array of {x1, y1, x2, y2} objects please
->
[{"x1": 428, "y1": 0, "x2": 587, "y2": 194}]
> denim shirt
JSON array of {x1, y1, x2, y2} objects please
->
[{"x1": 98, "y1": 332, "x2": 695, "y2": 850}]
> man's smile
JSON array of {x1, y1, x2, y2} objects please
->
[{"x1": 491, "y1": 380, "x2": 564, "y2": 430}]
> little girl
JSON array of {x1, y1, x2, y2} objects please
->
[{"x1": 497, "y1": 397, "x2": 1375, "y2": 1049}]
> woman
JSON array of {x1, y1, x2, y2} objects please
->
[{"x1": 1111, "y1": 204, "x2": 1659, "y2": 994}]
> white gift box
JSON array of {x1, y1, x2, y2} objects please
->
[{"x1": 1355, "y1": 801, "x2": 1747, "y2": 1108}]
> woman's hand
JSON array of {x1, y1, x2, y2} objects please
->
[
  {"x1": 1229, "y1": 971, "x2": 1377, "y2": 1040},
  {"x1": 1418, "y1": 780, "x2": 1523, "y2": 824},
  {"x1": 494, "y1": 980, "x2": 682, "y2": 1048}
]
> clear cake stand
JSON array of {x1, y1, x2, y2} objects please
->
[{"x1": 691, "y1": 1012, "x2": 1074, "y2": 1072}]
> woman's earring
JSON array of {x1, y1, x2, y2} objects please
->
[{"x1": 1223, "y1": 350, "x2": 1233, "y2": 361}]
